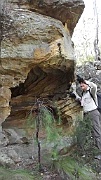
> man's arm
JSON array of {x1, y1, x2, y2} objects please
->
[
  {"x1": 86, "y1": 80, "x2": 97, "y2": 96},
  {"x1": 86, "y1": 80, "x2": 98, "y2": 106}
]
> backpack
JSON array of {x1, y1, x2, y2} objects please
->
[
  {"x1": 97, "y1": 93, "x2": 101, "y2": 113},
  {"x1": 88, "y1": 91, "x2": 101, "y2": 113}
]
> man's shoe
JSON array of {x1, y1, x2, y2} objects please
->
[{"x1": 95, "y1": 155, "x2": 101, "y2": 160}]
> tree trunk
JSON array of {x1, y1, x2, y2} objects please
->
[{"x1": 93, "y1": 0, "x2": 101, "y2": 61}]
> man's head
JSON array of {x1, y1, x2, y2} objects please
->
[
  {"x1": 80, "y1": 82, "x2": 88, "y2": 91},
  {"x1": 76, "y1": 75, "x2": 88, "y2": 91}
]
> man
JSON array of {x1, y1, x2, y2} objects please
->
[{"x1": 71, "y1": 76, "x2": 101, "y2": 159}]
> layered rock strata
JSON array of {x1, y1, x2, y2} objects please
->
[{"x1": 0, "y1": 0, "x2": 84, "y2": 129}]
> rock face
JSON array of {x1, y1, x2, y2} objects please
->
[
  {"x1": 28, "y1": 0, "x2": 84, "y2": 35},
  {"x1": 0, "y1": 87, "x2": 11, "y2": 125},
  {"x1": 0, "y1": 0, "x2": 84, "y2": 129}
]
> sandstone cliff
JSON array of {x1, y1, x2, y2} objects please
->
[{"x1": 0, "y1": 0, "x2": 84, "y2": 130}]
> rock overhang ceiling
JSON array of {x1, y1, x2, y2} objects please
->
[
  {"x1": 0, "y1": 0, "x2": 84, "y2": 128},
  {"x1": 28, "y1": 0, "x2": 85, "y2": 35},
  {"x1": 1, "y1": 9, "x2": 75, "y2": 84}
]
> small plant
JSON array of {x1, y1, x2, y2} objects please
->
[{"x1": 25, "y1": 98, "x2": 62, "y2": 171}]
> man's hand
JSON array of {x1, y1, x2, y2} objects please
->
[
  {"x1": 69, "y1": 92, "x2": 76, "y2": 98},
  {"x1": 69, "y1": 82, "x2": 81, "y2": 101}
]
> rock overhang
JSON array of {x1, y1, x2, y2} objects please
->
[
  {"x1": 0, "y1": 0, "x2": 84, "y2": 127},
  {"x1": 1, "y1": 9, "x2": 75, "y2": 88},
  {"x1": 15, "y1": 0, "x2": 85, "y2": 35}
]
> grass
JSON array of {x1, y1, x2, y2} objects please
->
[
  {"x1": 54, "y1": 156, "x2": 96, "y2": 180},
  {"x1": 0, "y1": 166, "x2": 43, "y2": 180}
]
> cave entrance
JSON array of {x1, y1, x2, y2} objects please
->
[
  {"x1": 11, "y1": 65, "x2": 72, "y2": 99},
  {"x1": 3, "y1": 65, "x2": 73, "y2": 128}
]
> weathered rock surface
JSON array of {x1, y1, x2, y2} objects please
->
[
  {"x1": 1, "y1": 0, "x2": 84, "y2": 35},
  {"x1": 0, "y1": 128, "x2": 100, "y2": 180},
  {"x1": 0, "y1": 87, "x2": 11, "y2": 125},
  {"x1": 1, "y1": 8, "x2": 75, "y2": 78},
  {"x1": 28, "y1": 0, "x2": 84, "y2": 35},
  {"x1": 0, "y1": 0, "x2": 84, "y2": 131}
]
